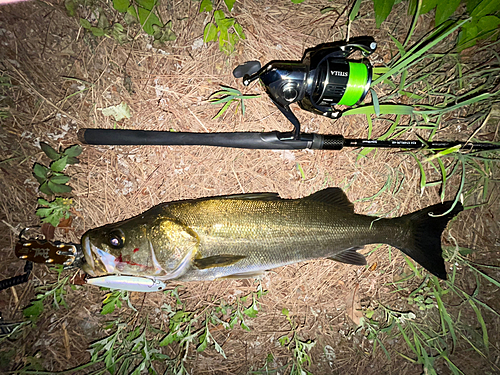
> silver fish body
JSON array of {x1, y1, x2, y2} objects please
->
[{"x1": 81, "y1": 188, "x2": 463, "y2": 283}]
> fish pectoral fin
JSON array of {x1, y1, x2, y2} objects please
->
[
  {"x1": 220, "y1": 271, "x2": 265, "y2": 279},
  {"x1": 193, "y1": 254, "x2": 246, "y2": 269},
  {"x1": 327, "y1": 247, "x2": 367, "y2": 266}
]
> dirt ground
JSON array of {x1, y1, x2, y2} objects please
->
[{"x1": 0, "y1": 0, "x2": 499, "y2": 374}]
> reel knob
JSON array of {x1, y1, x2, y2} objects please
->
[{"x1": 232, "y1": 61, "x2": 261, "y2": 79}]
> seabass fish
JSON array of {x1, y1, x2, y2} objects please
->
[{"x1": 81, "y1": 188, "x2": 462, "y2": 290}]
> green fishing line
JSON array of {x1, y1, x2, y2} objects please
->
[{"x1": 338, "y1": 62, "x2": 370, "y2": 106}]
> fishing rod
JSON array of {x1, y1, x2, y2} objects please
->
[
  {"x1": 78, "y1": 37, "x2": 499, "y2": 152},
  {"x1": 77, "y1": 129, "x2": 500, "y2": 151}
]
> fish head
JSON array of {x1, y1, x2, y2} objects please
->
[{"x1": 80, "y1": 215, "x2": 200, "y2": 280}]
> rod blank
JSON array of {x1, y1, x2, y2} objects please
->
[{"x1": 78, "y1": 129, "x2": 500, "y2": 151}]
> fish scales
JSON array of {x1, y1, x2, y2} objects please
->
[
  {"x1": 81, "y1": 188, "x2": 463, "y2": 286},
  {"x1": 162, "y1": 198, "x2": 397, "y2": 281}
]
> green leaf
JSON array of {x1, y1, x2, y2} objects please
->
[
  {"x1": 153, "y1": 21, "x2": 177, "y2": 44},
  {"x1": 112, "y1": 22, "x2": 129, "y2": 44},
  {"x1": 36, "y1": 207, "x2": 53, "y2": 218},
  {"x1": 101, "y1": 301, "x2": 117, "y2": 315},
  {"x1": 466, "y1": 0, "x2": 483, "y2": 13},
  {"x1": 212, "y1": 100, "x2": 232, "y2": 119},
  {"x1": 412, "y1": 153, "x2": 426, "y2": 196},
  {"x1": 291, "y1": 0, "x2": 305, "y2": 3},
  {"x1": 321, "y1": 6, "x2": 336, "y2": 14},
  {"x1": 80, "y1": 18, "x2": 92, "y2": 30},
  {"x1": 243, "y1": 303, "x2": 258, "y2": 318},
  {"x1": 200, "y1": 0, "x2": 213, "y2": 12},
  {"x1": 349, "y1": 0, "x2": 363, "y2": 21},
  {"x1": 127, "y1": 5, "x2": 138, "y2": 19},
  {"x1": 342, "y1": 104, "x2": 414, "y2": 116},
  {"x1": 49, "y1": 175, "x2": 71, "y2": 185},
  {"x1": 137, "y1": 7, "x2": 162, "y2": 35},
  {"x1": 98, "y1": 12, "x2": 109, "y2": 30},
  {"x1": 457, "y1": 21, "x2": 479, "y2": 50},
  {"x1": 159, "y1": 333, "x2": 176, "y2": 346},
  {"x1": 373, "y1": 0, "x2": 396, "y2": 28},
  {"x1": 240, "y1": 320, "x2": 250, "y2": 331},
  {"x1": 101, "y1": 102, "x2": 132, "y2": 121},
  {"x1": 214, "y1": 10, "x2": 225, "y2": 23},
  {"x1": 420, "y1": 0, "x2": 439, "y2": 14},
  {"x1": 234, "y1": 22, "x2": 245, "y2": 39},
  {"x1": 33, "y1": 163, "x2": 49, "y2": 180},
  {"x1": 399, "y1": 91, "x2": 424, "y2": 100},
  {"x1": 23, "y1": 299, "x2": 44, "y2": 320},
  {"x1": 389, "y1": 33, "x2": 405, "y2": 57},
  {"x1": 218, "y1": 17, "x2": 235, "y2": 31},
  {"x1": 204, "y1": 23, "x2": 218, "y2": 43},
  {"x1": 370, "y1": 89, "x2": 380, "y2": 117},
  {"x1": 424, "y1": 144, "x2": 461, "y2": 162},
  {"x1": 197, "y1": 332, "x2": 208, "y2": 352},
  {"x1": 278, "y1": 335, "x2": 290, "y2": 346},
  {"x1": 470, "y1": 0, "x2": 500, "y2": 20},
  {"x1": 50, "y1": 156, "x2": 68, "y2": 172},
  {"x1": 48, "y1": 181, "x2": 72, "y2": 194},
  {"x1": 136, "y1": 0, "x2": 157, "y2": 10},
  {"x1": 435, "y1": 0, "x2": 460, "y2": 26},
  {"x1": 478, "y1": 15, "x2": 500, "y2": 33},
  {"x1": 90, "y1": 27, "x2": 106, "y2": 37},
  {"x1": 66, "y1": 156, "x2": 80, "y2": 165},
  {"x1": 41, "y1": 142, "x2": 60, "y2": 160},
  {"x1": 65, "y1": 0, "x2": 77, "y2": 17},
  {"x1": 44, "y1": 213, "x2": 61, "y2": 227},
  {"x1": 63, "y1": 144, "x2": 82, "y2": 158},
  {"x1": 224, "y1": 0, "x2": 236, "y2": 11},
  {"x1": 39, "y1": 181, "x2": 53, "y2": 195},
  {"x1": 113, "y1": 0, "x2": 130, "y2": 13},
  {"x1": 37, "y1": 198, "x2": 50, "y2": 206}
]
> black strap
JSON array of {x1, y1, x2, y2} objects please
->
[{"x1": 0, "y1": 261, "x2": 33, "y2": 291}]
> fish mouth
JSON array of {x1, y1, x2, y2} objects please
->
[{"x1": 82, "y1": 235, "x2": 117, "y2": 276}]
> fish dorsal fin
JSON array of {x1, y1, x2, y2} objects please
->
[
  {"x1": 218, "y1": 193, "x2": 281, "y2": 201},
  {"x1": 193, "y1": 254, "x2": 246, "y2": 269},
  {"x1": 304, "y1": 188, "x2": 354, "y2": 212},
  {"x1": 327, "y1": 247, "x2": 366, "y2": 266}
]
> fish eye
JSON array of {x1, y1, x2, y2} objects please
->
[{"x1": 108, "y1": 229, "x2": 125, "y2": 249}]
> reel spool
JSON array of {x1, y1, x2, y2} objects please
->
[{"x1": 233, "y1": 37, "x2": 377, "y2": 139}]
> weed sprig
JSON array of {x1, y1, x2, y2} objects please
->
[
  {"x1": 278, "y1": 308, "x2": 316, "y2": 375},
  {"x1": 359, "y1": 245, "x2": 500, "y2": 374},
  {"x1": 84, "y1": 284, "x2": 267, "y2": 374}
]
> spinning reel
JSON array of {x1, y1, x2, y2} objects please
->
[{"x1": 233, "y1": 37, "x2": 377, "y2": 139}]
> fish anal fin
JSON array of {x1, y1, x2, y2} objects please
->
[
  {"x1": 193, "y1": 254, "x2": 246, "y2": 269},
  {"x1": 305, "y1": 188, "x2": 354, "y2": 212},
  {"x1": 328, "y1": 247, "x2": 367, "y2": 266}
]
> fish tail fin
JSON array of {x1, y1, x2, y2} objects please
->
[{"x1": 393, "y1": 201, "x2": 463, "y2": 279}]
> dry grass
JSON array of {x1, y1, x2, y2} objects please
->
[{"x1": 0, "y1": 0, "x2": 499, "y2": 374}]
